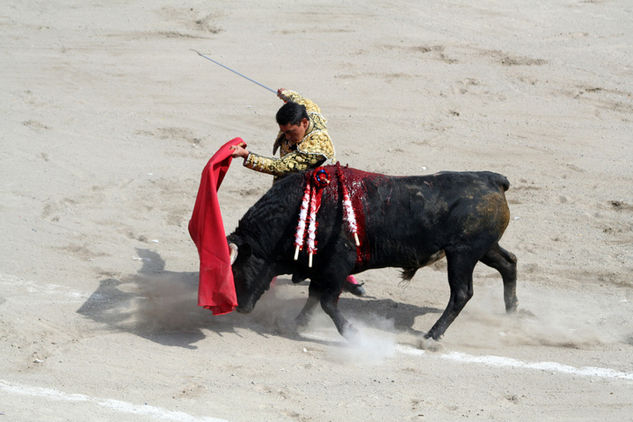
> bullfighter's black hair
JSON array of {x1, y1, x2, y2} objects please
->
[{"x1": 276, "y1": 101, "x2": 309, "y2": 126}]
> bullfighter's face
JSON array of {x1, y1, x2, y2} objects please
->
[{"x1": 278, "y1": 118, "x2": 309, "y2": 144}]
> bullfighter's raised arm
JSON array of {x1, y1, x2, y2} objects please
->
[
  {"x1": 243, "y1": 146, "x2": 328, "y2": 177},
  {"x1": 277, "y1": 89, "x2": 322, "y2": 114}
]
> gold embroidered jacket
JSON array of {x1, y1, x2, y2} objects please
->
[{"x1": 244, "y1": 89, "x2": 336, "y2": 180}]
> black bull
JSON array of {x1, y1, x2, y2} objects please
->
[{"x1": 227, "y1": 166, "x2": 517, "y2": 340}]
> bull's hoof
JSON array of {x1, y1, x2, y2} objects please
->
[
  {"x1": 505, "y1": 299, "x2": 518, "y2": 313},
  {"x1": 273, "y1": 316, "x2": 299, "y2": 336},
  {"x1": 343, "y1": 280, "x2": 366, "y2": 297},
  {"x1": 295, "y1": 314, "x2": 310, "y2": 330},
  {"x1": 235, "y1": 306, "x2": 252, "y2": 314},
  {"x1": 342, "y1": 323, "x2": 359, "y2": 341},
  {"x1": 517, "y1": 308, "x2": 535, "y2": 318},
  {"x1": 418, "y1": 337, "x2": 444, "y2": 352}
]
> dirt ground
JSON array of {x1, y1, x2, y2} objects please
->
[{"x1": 1, "y1": 1, "x2": 632, "y2": 421}]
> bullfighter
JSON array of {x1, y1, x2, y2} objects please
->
[{"x1": 230, "y1": 88, "x2": 366, "y2": 297}]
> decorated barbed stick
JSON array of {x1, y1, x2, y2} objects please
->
[
  {"x1": 294, "y1": 168, "x2": 331, "y2": 265},
  {"x1": 306, "y1": 167, "x2": 332, "y2": 266},
  {"x1": 337, "y1": 166, "x2": 360, "y2": 247},
  {"x1": 294, "y1": 182, "x2": 312, "y2": 260},
  {"x1": 307, "y1": 184, "x2": 319, "y2": 267}
]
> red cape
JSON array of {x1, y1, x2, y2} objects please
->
[{"x1": 188, "y1": 137, "x2": 245, "y2": 315}]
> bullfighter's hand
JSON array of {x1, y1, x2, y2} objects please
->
[
  {"x1": 277, "y1": 88, "x2": 287, "y2": 101},
  {"x1": 230, "y1": 142, "x2": 249, "y2": 159}
]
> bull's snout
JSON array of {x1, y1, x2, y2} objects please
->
[
  {"x1": 235, "y1": 302, "x2": 254, "y2": 313},
  {"x1": 234, "y1": 284, "x2": 255, "y2": 314}
]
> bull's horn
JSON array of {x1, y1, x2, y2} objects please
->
[{"x1": 229, "y1": 242, "x2": 238, "y2": 265}]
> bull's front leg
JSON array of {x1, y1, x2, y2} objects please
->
[
  {"x1": 320, "y1": 290, "x2": 358, "y2": 339},
  {"x1": 295, "y1": 283, "x2": 320, "y2": 329},
  {"x1": 312, "y1": 245, "x2": 358, "y2": 339}
]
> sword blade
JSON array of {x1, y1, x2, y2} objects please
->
[{"x1": 192, "y1": 49, "x2": 277, "y2": 95}]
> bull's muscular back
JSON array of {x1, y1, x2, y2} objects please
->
[{"x1": 349, "y1": 170, "x2": 511, "y2": 272}]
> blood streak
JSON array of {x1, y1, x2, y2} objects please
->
[{"x1": 323, "y1": 165, "x2": 387, "y2": 267}]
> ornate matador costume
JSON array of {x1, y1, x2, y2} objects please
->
[{"x1": 244, "y1": 89, "x2": 336, "y2": 181}]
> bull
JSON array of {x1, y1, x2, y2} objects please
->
[{"x1": 227, "y1": 166, "x2": 517, "y2": 341}]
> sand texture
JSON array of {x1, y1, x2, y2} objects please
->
[{"x1": 1, "y1": 1, "x2": 633, "y2": 421}]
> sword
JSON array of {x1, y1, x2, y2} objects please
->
[{"x1": 192, "y1": 49, "x2": 277, "y2": 95}]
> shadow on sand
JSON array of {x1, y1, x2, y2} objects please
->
[{"x1": 77, "y1": 249, "x2": 440, "y2": 349}]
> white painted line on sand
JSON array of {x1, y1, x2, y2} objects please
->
[
  {"x1": 396, "y1": 345, "x2": 633, "y2": 381},
  {"x1": 0, "y1": 380, "x2": 228, "y2": 422},
  {"x1": 0, "y1": 273, "x2": 87, "y2": 301}
]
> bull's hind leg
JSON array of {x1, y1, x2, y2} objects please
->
[
  {"x1": 479, "y1": 243, "x2": 518, "y2": 312},
  {"x1": 425, "y1": 251, "x2": 477, "y2": 340}
]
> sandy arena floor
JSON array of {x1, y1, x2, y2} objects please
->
[{"x1": 2, "y1": 1, "x2": 632, "y2": 420}]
